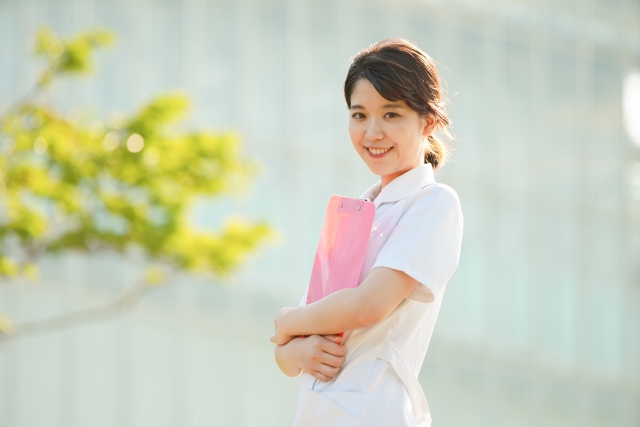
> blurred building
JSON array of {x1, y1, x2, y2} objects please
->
[{"x1": 0, "y1": 0, "x2": 639, "y2": 426}]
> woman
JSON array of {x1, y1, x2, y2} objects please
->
[{"x1": 271, "y1": 38, "x2": 463, "y2": 427}]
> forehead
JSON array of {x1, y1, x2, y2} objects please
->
[{"x1": 350, "y1": 79, "x2": 409, "y2": 109}]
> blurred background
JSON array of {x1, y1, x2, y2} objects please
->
[{"x1": 1, "y1": 0, "x2": 639, "y2": 426}]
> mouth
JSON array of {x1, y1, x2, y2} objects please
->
[{"x1": 366, "y1": 146, "x2": 393, "y2": 158}]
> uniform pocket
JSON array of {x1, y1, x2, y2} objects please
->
[
  {"x1": 376, "y1": 338, "x2": 432, "y2": 427},
  {"x1": 293, "y1": 388, "x2": 362, "y2": 427}
]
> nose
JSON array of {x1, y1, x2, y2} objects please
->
[{"x1": 365, "y1": 118, "x2": 384, "y2": 141}]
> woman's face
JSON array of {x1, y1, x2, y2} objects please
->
[{"x1": 348, "y1": 78, "x2": 437, "y2": 188}]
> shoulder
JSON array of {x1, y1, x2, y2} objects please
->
[{"x1": 405, "y1": 183, "x2": 461, "y2": 215}]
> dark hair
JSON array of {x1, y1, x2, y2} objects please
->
[{"x1": 343, "y1": 38, "x2": 453, "y2": 169}]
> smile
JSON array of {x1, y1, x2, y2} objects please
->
[{"x1": 366, "y1": 146, "x2": 393, "y2": 157}]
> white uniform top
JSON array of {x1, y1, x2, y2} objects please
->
[{"x1": 292, "y1": 163, "x2": 463, "y2": 427}]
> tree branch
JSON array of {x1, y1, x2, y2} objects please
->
[
  {"x1": 0, "y1": 74, "x2": 49, "y2": 120},
  {"x1": 0, "y1": 279, "x2": 158, "y2": 343}
]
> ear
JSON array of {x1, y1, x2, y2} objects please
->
[{"x1": 421, "y1": 113, "x2": 438, "y2": 137}]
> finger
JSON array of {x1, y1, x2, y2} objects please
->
[
  {"x1": 318, "y1": 339, "x2": 347, "y2": 357},
  {"x1": 276, "y1": 337, "x2": 289, "y2": 346},
  {"x1": 322, "y1": 334, "x2": 343, "y2": 344},
  {"x1": 317, "y1": 363, "x2": 340, "y2": 378},
  {"x1": 320, "y1": 353, "x2": 345, "y2": 368},
  {"x1": 271, "y1": 335, "x2": 287, "y2": 345},
  {"x1": 311, "y1": 370, "x2": 332, "y2": 383},
  {"x1": 308, "y1": 334, "x2": 339, "y2": 343}
]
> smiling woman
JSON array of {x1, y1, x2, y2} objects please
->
[{"x1": 272, "y1": 38, "x2": 463, "y2": 427}]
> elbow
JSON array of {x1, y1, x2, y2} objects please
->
[
  {"x1": 277, "y1": 363, "x2": 302, "y2": 378},
  {"x1": 274, "y1": 345, "x2": 302, "y2": 377},
  {"x1": 283, "y1": 366, "x2": 303, "y2": 378}
]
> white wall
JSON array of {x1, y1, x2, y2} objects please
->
[{"x1": 0, "y1": 0, "x2": 639, "y2": 426}]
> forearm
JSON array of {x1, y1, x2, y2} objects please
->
[
  {"x1": 276, "y1": 267, "x2": 419, "y2": 340},
  {"x1": 281, "y1": 288, "x2": 370, "y2": 337},
  {"x1": 274, "y1": 341, "x2": 303, "y2": 377}
]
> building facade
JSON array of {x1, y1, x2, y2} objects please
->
[{"x1": 0, "y1": 0, "x2": 639, "y2": 426}]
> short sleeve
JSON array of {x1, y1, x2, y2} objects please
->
[
  {"x1": 371, "y1": 185, "x2": 463, "y2": 303},
  {"x1": 298, "y1": 289, "x2": 308, "y2": 306}
]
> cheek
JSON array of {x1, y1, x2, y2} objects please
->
[
  {"x1": 386, "y1": 122, "x2": 409, "y2": 143},
  {"x1": 348, "y1": 122, "x2": 363, "y2": 145},
  {"x1": 388, "y1": 122, "x2": 421, "y2": 151}
]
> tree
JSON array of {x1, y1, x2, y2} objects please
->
[{"x1": 0, "y1": 27, "x2": 272, "y2": 340}]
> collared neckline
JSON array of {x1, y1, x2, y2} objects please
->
[{"x1": 359, "y1": 163, "x2": 436, "y2": 208}]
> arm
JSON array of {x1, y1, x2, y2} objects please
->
[
  {"x1": 270, "y1": 266, "x2": 418, "y2": 345},
  {"x1": 274, "y1": 342, "x2": 303, "y2": 377},
  {"x1": 274, "y1": 334, "x2": 347, "y2": 382}
]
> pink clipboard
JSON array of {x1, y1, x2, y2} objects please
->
[{"x1": 303, "y1": 195, "x2": 375, "y2": 344}]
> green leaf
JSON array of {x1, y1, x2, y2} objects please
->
[
  {"x1": 30, "y1": 26, "x2": 116, "y2": 87},
  {"x1": 0, "y1": 26, "x2": 273, "y2": 282},
  {"x1": 0, "y1": 258, "x2": 18, "y2": 277}
]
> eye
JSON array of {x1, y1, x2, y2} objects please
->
[
  {"x1": 351, "y1": 112, "x2": 365, "y2": 119},
  {"x1": 384, "y1": 112, "x2": 399, "y2": 118}
]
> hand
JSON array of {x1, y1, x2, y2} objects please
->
[
  {"x1": 286, "y1": 334, "x2": 347, "y2": 382},
  {"x1": 270, "y1": 307, "x2": 295, "y2": 345}
]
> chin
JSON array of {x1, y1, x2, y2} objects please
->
[{"x1": 365, "y1": 163, "x2": 392, "y2": 177}]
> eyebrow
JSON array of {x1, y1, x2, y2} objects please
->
[{"x1": 350, "y1": 103, "x2": 404, "y2": 110}]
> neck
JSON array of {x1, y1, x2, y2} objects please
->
[{"x1": 380, "y1": 163, "x2": 423, "y2": 189}]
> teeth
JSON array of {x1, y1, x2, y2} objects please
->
[{"x1": 369, "y1": 147, "x2": 391, "y2": 155}]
